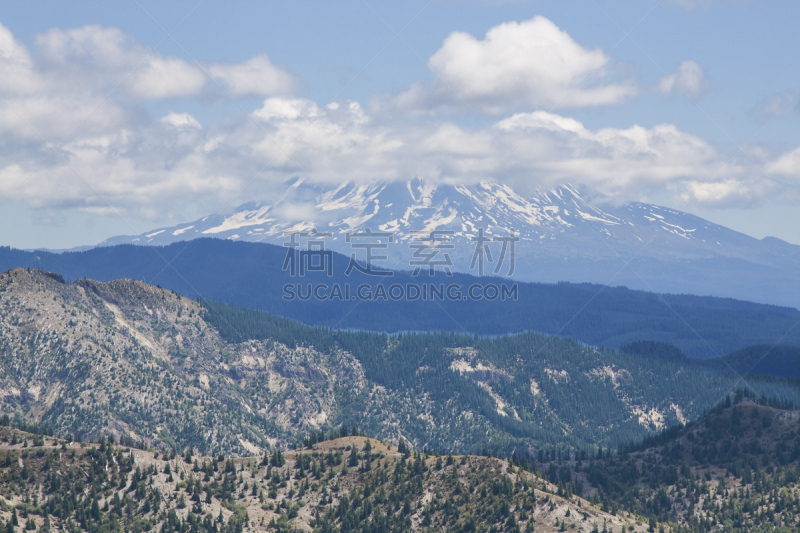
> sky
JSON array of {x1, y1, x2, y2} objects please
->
[{"x1": 0, "y1": 0, "x2": 799, "y2": 249}]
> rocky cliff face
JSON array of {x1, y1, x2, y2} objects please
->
[{"x1": 0, "y1": 268, "x2": 370, "y2": 455}]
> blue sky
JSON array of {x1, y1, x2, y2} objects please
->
[{"x1": 0, "y1": 0, "x2": 799, "y2": 249}]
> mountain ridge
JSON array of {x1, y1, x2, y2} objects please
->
[
  {"x1": 93, "y1": 179, "x2": 800, "y2": 308},
  {"x1": 0, "y1": 427, "x2": 656, "y2": 533},
  {"x1": 3, "y1": 267, "x2": 800, "y2": 458},
  {"x1": 544, "y1": 393, "x2": 800, "y2": 532},
  {"x1": 2, "y1": 240, "x2": 800, "y2": 360}
]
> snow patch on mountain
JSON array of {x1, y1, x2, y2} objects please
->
[{"x1": 96, "y1": 178, "x2": 800, "y2": 308}]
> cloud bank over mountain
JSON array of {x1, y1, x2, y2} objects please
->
[{"x1": 0, "y1": 16, "x2": 797, "y2": 225}]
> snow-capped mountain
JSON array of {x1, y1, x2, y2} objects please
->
[{"x1": 99, "y1": 178, "x2": 800, "y2": 308}]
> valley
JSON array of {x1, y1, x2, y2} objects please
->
[
  {"x1": 1, "y1": 268, "x2": 799, "y2": 458},
  {"x1": 0, "y1": 4, "x2": 797, "y2": 532},
  {"x1": 2, "y1": 268, "x2": 800, "y2": 532},
  {"x1": 2, "y1": 388, "x2": 799, "y2": 532}
]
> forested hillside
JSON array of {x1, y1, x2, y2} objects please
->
[
  {"x1": 622, "y1": 341, "x2": 800, "y2": 380},
  {"x1": 4, "y1": 393, "x2": 800, "y2": 532},
  {"x1": 2, "y1": 267, "x2": 800, "y2": 460},
  {"x1": 2, "y1": 240, "x2": 800, "y2": 359},
  {"x1": 0, "y1": 426, "x2": 655, "y2": 533},
  {"x1": 531, "y1": 391, "x2": 800, "y2": 532},
  {"x1": 199, "y1": 298, "x2": 800, "y2": 455},
  {"x1": 3, "y1": 269, "x2": 800, "y2": 531},
  {"x1": 701, "y1": 345, "x2": 800, "y2": 379}
]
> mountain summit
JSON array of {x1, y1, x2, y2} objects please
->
[{"x1": 99, "y1": 179, "x2": 800, "y2": 308}]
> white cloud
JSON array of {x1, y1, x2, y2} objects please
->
[
  {"x1": 128, "y1": 57, "x2": 206, "y2": 100},
  {"x1": 0, "y1": 22, "x2": 40, "y2": 94},
  {"x1": 36, "y1": 25, "x2": 131, "y2": 66},
  {"x1": 658, "y1": 60, "x2": 708, "y2": 99},
  {"x1": 36, "y1": 25, "x2": 205, "y2": 99},
  {"x1": 248, "y1": 98, "x2": 401, "y2": 181},
  {"x1": 0, "y1": 20, "x2": 780, "y2": 220},
  {"x1": 208, "y1": 54, "x2": 294, "y2": 97},
  {"x1": 252, "y1": 97, "x2": 321, "y2": 121},
  {"x1": 0, "y1": 94, "x2": 127, "y2": 140},
  {"x1": 0, "y1": 92, "x2": 770, "y2": 215},
  {"x1": 0, "y1": 22, "x2": 295, "y2": 217},
  {"x1": 32, "y1": 24, "x2": 291, "y2": 101},
  {"x1": 767, "y1": 146, "x2": 800, "y2": 178},
  {"x1": 489, "y1": 111, "x2": 729, "y2": 195},
  {"x1": 161, "y1": 112, "x2": 202, "y2": 129},
  {"x1": 390, "y1": 16, "x2": 637, "y2": 114},
  {"x1": 678, "y1": 179, "x2": 776, "y2": 205},
  {"x1": 241, "y1": 100, "x2": 755, "y2": 206}
]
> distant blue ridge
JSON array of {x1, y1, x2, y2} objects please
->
[{"x1": 2, "y1": 238, "x2": 799, "y2": 362}]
